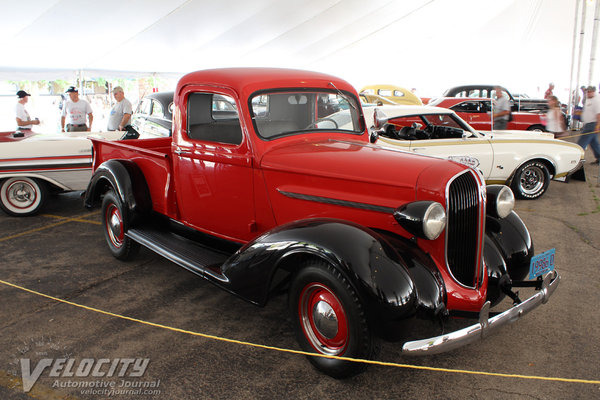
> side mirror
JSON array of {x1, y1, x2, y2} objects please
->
[
  {"x1": 373, "y1": 108, "x2": 387, "y2": 129},
  {"x1": 369, "y1": 129, "x2": 379, "y2": 143}
]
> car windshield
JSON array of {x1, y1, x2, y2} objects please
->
[
  {"x1": 384, "y1": 112, "x2": 478, "y2": 140},
  {"x1": 250, "y1": 90, "x2": 363, "y2": 139}
]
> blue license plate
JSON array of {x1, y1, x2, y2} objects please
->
[{"x1": 529, "y1": 248, "x2": 555, "y2": 280}]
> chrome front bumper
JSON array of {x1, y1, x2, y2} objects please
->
[{"x1": 402, "y1": 271, "x2": 560, "y2": 355}]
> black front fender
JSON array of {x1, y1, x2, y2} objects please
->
[
  {"x1": 485, "y1": 211, "x2": 534, "y2": 304},
  {"x1": 220, "y1": 219, "x2": 445, "y2": 336}
]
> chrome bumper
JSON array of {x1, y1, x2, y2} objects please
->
[{"x1": 402, "y1": 271, "x2": 560, "y2": 355}]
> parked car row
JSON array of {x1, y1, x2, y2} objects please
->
[
  {"x1": 0, "y1": 83, "x2": 585, "y2": 217},
  {"x1": 429, "y1": 97, "x2": 547, "y2": 131}
]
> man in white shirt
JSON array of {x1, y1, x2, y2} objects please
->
[
  {"x1": 577, "y1": 86, "x2": 600, "y2": 164},
  {"x1": 15, "y1": 90, "x2": 40, "y2": 131},
  {"x1": 61, "y1": 86, "x2": 93, "y2": 132},
  {"x1": 492, "y1": 87, "x2": 511, "y2": 130},
  {"x1": 107, "y1": 86, "x2": 133, "y2": 131}
]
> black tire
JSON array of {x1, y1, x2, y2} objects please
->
[
  {"x1": 526, "y1": 124, "x2": 545, "y2": 132},
  {"x1": 101, "y1": 189, "x2": 140, "y2": 260},
  {"x1": 0, "y1": 177, "x2": 47, "y2": 216},
  {"x1": 510, "y1": 160, "x2": 550, "y2": 200},
  {"x1": 289, "y1": 260, "x2": 379, "y2": 378}
]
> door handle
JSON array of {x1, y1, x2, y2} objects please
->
[
  {"x1": 412, "y1": 147, "x2": 427, "y2": 152},
  {"x1": 174, "y1": 147, "x2": 192, "y2": 156}
]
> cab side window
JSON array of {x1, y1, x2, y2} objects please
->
[
  {"x1": 151, "y1": 100, "x2": 164, "y2": 118},
  {"x1": 187, "y1": 93, "x2": 242, "y2": 145},
  {"x1": 138, "y1": 98, "x2": 152, "y2": 115},
  {"x1": 452, "y1": 101, "x2": 482, "y2": 113}
]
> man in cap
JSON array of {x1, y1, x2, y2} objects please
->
[
  {"x1": 15, "y1": 90, "x2": 40, "y2": 131},
  {"x1": 577, "y1": 85, "x2": 600, "y2": 165},
  {"x1": 107, "y1": 86, "x2": 133, "y2": 131},
  {"x1": 61, "y1": 86, "x2": 93, "y2": 132}
]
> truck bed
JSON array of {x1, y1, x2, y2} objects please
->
[{"x1": 91, "y1": 136, "x2": 174, "y2": 216}]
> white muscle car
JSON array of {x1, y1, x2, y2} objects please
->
[
  {"x1": 0, "y1": 130, "x2": 126, "y2": 216},
  {"x1": 367, "y1": 105, "x2": 584, "y2": 199}
]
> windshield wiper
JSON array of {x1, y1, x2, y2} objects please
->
[{"x1": 328, "y1": 82, "x2": 356, "y2": 110}]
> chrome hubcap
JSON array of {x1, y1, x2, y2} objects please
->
[
  {"x1": 8, "y1": 182, "x2": 35, "y2": 207},
  {"x1": 299, "y1": 283, "x2": 348, "y2": 355},
  {"x1": 312, "y1": 300, "x2": 338, "y2": 339},
  {"x1": 520, "y1": 166, "x2": 544, "y2": 194},
  {"x1": 105, "y1": 205, "x2": 124, "y2": 247},
  {"x1": 109, "y1": 212, "x2": 122, "y2": 239}
]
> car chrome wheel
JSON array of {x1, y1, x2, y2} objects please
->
[
  {"x1": 0, "y1": 177, "x2": 47, "y2": 216},
  {"x1": 519, "y1": 165, "x2": 544, "y2": 195},
  {"x1": 512, "y1": 160, "x2": 550, "y2": 200}
]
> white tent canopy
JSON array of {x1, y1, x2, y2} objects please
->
[{"x1": 0, "y1": 0, "x2": 597, "y2": 98}]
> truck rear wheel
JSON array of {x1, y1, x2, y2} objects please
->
[
  {"x1": 289, "y1": 260, "x2": 378, "y2": 378},
  {"x1": 101, "y1": 189, "x2": 139, "y2": 260}
]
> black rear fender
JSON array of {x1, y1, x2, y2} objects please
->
[{"x1": 83, "y1": 159, "x2": 151, "y2": 220}]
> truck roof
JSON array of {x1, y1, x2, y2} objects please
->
[{"x1": 176, "y1": 68, "x2": 358, "y2": 99}]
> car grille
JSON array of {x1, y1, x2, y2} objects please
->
[{"x1": 446, "y1": 171, "x2": 481, "y2": 287}]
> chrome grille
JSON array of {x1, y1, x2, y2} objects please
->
[{"x1": 446, "y1": 172, "x2": 480, "y2": 287}]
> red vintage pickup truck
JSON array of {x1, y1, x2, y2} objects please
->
[{"x1": 84, "y1": 68, "x2": 559, "y2": 378}]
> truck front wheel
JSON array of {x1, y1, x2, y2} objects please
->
[
  {"x1": 101, "y1": 190, "x2": 139, "y2": 260},
  {"x1": 289, "y1": 260, "x2": 378, "y2": 378}
]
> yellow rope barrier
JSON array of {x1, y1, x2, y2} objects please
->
[{"x1": 0, "y1": 278, "x2": 598, "y2": 385}]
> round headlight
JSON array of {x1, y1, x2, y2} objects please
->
[
  {"x1": 495, "y1": 186, "x2": 515, "y2": 218},
  {"x1": 486, "y1": 185, "x2": 515, "y2": 218},
  {"x1": 394, "y1": 201, "x2": 446, "y2": 240},
  {"x1": 423, "y1": 203, "x2": 447, "y2": 240}
]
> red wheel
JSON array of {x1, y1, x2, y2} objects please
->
[
  {"x1": 101, "y1": 189, "x2": 139, "y2": 260},
  {"x1": 298, "y1": 283, "x2": 349, "y2": 355},
  {"x1": 290, "y1": 260, "x2": 378, "y2": 378},
  {"x1": 105, "y1": 202, "x2": 125, "y2": 249}
]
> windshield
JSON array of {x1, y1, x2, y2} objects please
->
[
  {"x1": 384, "y1": 112, "x2": 478, "y2": 140},
  {"x1": 250, "y1": 90, "x2": 363, "y2": 139}
]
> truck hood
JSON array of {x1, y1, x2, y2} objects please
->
[{"x1": 260, "y1": 138, "x2": 467, "y2": 201}]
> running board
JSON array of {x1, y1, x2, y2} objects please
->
[{"x1": 126, "y1": 225, "x2": 230, "y2": 282}]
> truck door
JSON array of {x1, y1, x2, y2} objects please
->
[{"x1": 172, "y1": 90, "x2": 255, "y2": 242}]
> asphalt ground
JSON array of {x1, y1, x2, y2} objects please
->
[{"x1": 0, "y1": 148, "x2": 599, "y2": 400}]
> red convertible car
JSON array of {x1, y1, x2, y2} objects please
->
[{"x1": 429, "y1": 97, "x2": 547, "y2": 132}]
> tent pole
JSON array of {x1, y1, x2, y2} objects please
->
[
  {"x1": 575, "y1": 0, "x2": 587, "y2": 102},
  {"x1": 568, "y1": 0, "x2": 581, "y2": 123},
  {"x1": 589, "y1": 0, "x2": 600, "y2": 86}
]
